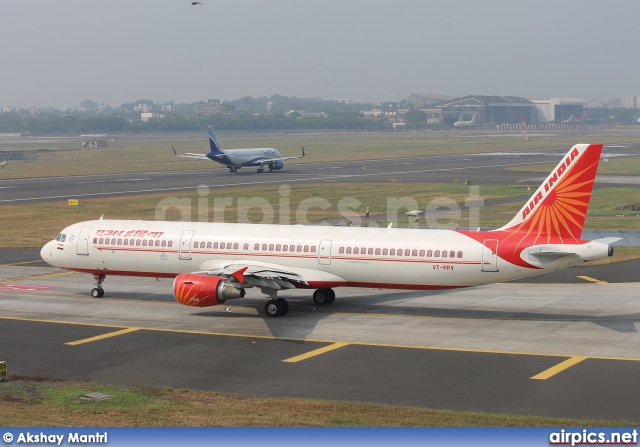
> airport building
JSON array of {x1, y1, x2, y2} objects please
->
[
  {"x1": 530, "y1": 98, "x2": 587, "y2": 123},
  {"x1": 414, "y1": 95, "x2": 587, "y2": 126},
  {"x1": 432, "y1": 95, "x2": 536, "y2": 126}
]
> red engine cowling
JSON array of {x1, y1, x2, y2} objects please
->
[{"x1": 173, "y1": 273, "x2": 245, "y2": 307}]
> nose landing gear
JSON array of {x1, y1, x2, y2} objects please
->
[{"x1": 91, "y1": 273, "x2": 106, "y2": 298}]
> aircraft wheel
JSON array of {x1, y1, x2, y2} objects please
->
[
  {"x1": 91, "y1": 287, "x2": 104, "y2": 298},
  {"x1": 313, "y1": 288, "x2": 335, "y2": 305},
  {"x1": 265, "y1": 299, "x2": 282, "y2": 317},
  {"x1": 277, "y1": 298, "x2": 289, "y2": 316}
]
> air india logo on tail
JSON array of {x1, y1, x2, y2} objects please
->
[
  {"x1": 521, "y1": 147, "x2": 580, "y2": 220},
  {"x1": 501, "y1": 143, "x2": 603, "y2": 241}
]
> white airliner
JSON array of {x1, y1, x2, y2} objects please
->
[
  {"x1": 172, "y1": 126, "x2": 304, "y2": 173},
  {"x1": 453, "y1": 112, "x2": 478, "y2": 128},
  {"x1": 41, "y1": 143, "x2": 616, "y2": 317}
]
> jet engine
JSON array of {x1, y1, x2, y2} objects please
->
[
  {"x1": 173, "y1": 273, "x2": 245, "y2": 307},
  {"x1": 270, "y1": 161, "x2": 284, "y2": 170}
]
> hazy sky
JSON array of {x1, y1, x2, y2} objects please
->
[{"x1": 2, "y1": 0, "x2": 639, "y2": 109}]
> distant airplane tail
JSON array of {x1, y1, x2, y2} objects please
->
[
  {"x1": 470, "y1": 112, "x2": 477, "y2": 124},
  {"x1": 207, "y1": 126, "x2": 226, "y2": 155},
  {"x1": 495, "y1": 143, "x2": 603, "y2": 240},
  {"x1": 578, "y1": 111, "x2": 588, "y2": 121}
]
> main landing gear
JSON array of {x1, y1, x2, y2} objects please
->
[
  {"x1": 91, "y1": 273, "x2": 106, "y2": 298},
  {"x1": 263, "y1": 288, "x2": 335, "y2": 317},
  {"x1": 229, "y1": 167, "x2": 238, "y2": 173}
]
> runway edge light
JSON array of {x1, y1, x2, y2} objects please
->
[{"x1": 0, "y1": 361, "x2": 6, "y2": 381}]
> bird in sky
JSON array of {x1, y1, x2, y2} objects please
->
[{"x1": 191, "y1": 1, "x2": 203, "y2": 5}]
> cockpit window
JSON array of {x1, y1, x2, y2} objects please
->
[
  {"x1": 55, "y1": 234, "x2": 61, "y2": 241},
  {"x1": 61, "y1": 234, "x2": 66, "y2": 242}
]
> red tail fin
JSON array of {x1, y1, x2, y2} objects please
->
[{"x1": 496, "y1": 143, "x2": 602, "y2": 240}]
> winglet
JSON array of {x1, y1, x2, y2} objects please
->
[
  {"x1": 301, "y1": 147, "x2": 305, "y2": 158},
  {"x1": 172, "y1": 146, "x2": 178, "y2": 156},
  {"x1": 230, "y1": 267, "x2": 248, "y2": 284}
]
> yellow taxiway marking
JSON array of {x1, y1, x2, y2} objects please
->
[
  {"x1": 0, "y1": 271, "x2": 77, "y2": 284},
  {"x1": 577, "y1": 276, "x2": 608, "y2": 285},
  {"x1": 282, "y1": 342, "x2": 350, "y2": 363},
  {"x1": 531, "y1": 356, "x2": 589, "y2": 380},
  {"x1": 65, "y1": 328, "x2": 141, "y2": 346},
  {"x1": 0, "y1": 260, "x2": 44, "y2": 266},
  {"x1": 3, "y1": 315, "x2": 640, "y2": 363}
]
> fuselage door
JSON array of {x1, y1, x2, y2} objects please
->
[
  {"x1": 179, "y1": 230, "x2": 194, "y2": 260},
  {"x1": 318, "y1": 239, "x2": 332, "y2": 265},
  {"x1": 481, "y1": 239, "x2": 499, "y2": 272},
  {"x1": 76, "y1": 226, "x2": 92, "y2": 256}
]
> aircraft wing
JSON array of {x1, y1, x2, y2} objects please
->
[
  {"x1": 206, "y1": 263, "x2": 310, "y2": 290},
  {"x1": 171, "y1": 146, "x2": 209, "y2": 160},
  {"x1": 250, "y1": 147, "x2": 306, "y2": 165}
]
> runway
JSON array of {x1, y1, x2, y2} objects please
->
[
  {"x1": 2, "y1": 252, "x2": 640, "y2": 421},
  {"x1": 1, "y1": 143, "x2": 639, "y2": 204}
]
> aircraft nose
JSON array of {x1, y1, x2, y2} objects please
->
[{"x1": 40, "y1": 241, "x2": 55, "y2": 265}]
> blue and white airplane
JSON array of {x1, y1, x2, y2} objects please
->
[{"x1": 172, "y1": 126, "x2": 305, "y2": 173}]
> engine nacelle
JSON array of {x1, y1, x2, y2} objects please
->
[
  {"x1": 270, "y1": 160, "x2": 284, "y2": 170},
  {"x1": 173, "y1": 273, "x2": 245, "y2": 307}
]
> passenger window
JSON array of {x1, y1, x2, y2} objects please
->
[
  {"x1": 339, "y1": 247, "x2": 344, "y2": 254},
  {"x1": 346, "y1": 247, "x2": 352, "y2": 254},
  {"x1": 130, "y1": 239, "x2": 134, "y2": 245},
  {"x1": 207, "y1": 242, "x2": 212, "y2": 249},
  {"x1": 112, "y1": 238, "x2": 117, "y2": 244},
  {"x1": 254, "y1": 243, "x2": 259, "y2": 250},
  {"x1": 353, "y1": 247, "x2": 359, "y2": 254},
  {"x1": 93, "y1": 238, "x2": 97, "y2": 244},
  {"x1": 263, "y1": 244, "x2": 268, "y2": 251},
  {"x1": 419, "y1": 250, "x2": 425, "y2": 257},
  {"x1": 156, "y1": 240, "x2": 161, "y2": 247},
  {"x1": 434, "y1": 250, "x2": 440, "y2": 257},
  {"x1": 142, "y1": 240, "x2": 147, "y2": 246},
  {"x1": 269, "y1": 244, "x2": 274, "y2": 251},
  {"x1": 213, "y1": 242, "x2": 219, "y2": 249},
  {"x1": 449, "y1": 251, "x2": 455, "y2": 258},
  {"x1": 382, "y1": 248, "x2": 388, "y2": 255},
  {"x1": 412, "y1": 249, "x2": 417, "y2": 257},
  {"x1": 311, "y1": 246, "x2": 316, "y2": 252},
  {"x1": 405, "y1": 249, "x2": 410, "y2": 256},
  {"x1": 194, "y1": 241, "x2": 199, "y2": 248},
  {"x1": 168, "y1": 241, "x2": 173, "y2": 247},
  {"x1": 375, "y1": 248, "x2": 380, "y2": 255},
  {"x1": 136, "y1": 240, "x2": 141, "y2": 246},
  {"x1": 162, "y1": 241, "x2": 166, "y2": 247},
  {"x1": 390, "y1": 249, "x2": 395, "y2": 255},
  {"x1": 276, "y1": 244, "x2": 281, "y2": 251},
  {"x1": 304, "y1": 245, "x2": 309, "y2": 252},
  {"x1": 442, "y1": 251, "x2": 448, "y2": 258},
  {"x1": 427, "y1": 250, "x2": 432, "y2": 257},
  {"x1": 367, "y1": 248, "x2": 373, "y2": 255},
  {"x1": 289, "y1": 245, "x2": 295, "y2": 251},
  {"x1": 397, "y1": 250, "x2": 403, "y2": 257},
  {"x1": 123, "y1": 239, "x2": 128, "y2": 245},
  {"x1": 283, "y1": 245, "x2": 288, "y2": 251},
  {"x1": 99, "y1": 238, "x2": 104, "y2": 244},
  {"x1": 233, "y1": 243, "x2": 238, "y2": 249},
  {"x1": 297, "y1": 245, "x2": 302, "y2": 252},
  {"x1": 457, "y1": 251, "x2": 463, "y2": 258},
  {"x1": 244, "y1": 243, "x2": 249, "y2": 250}
]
